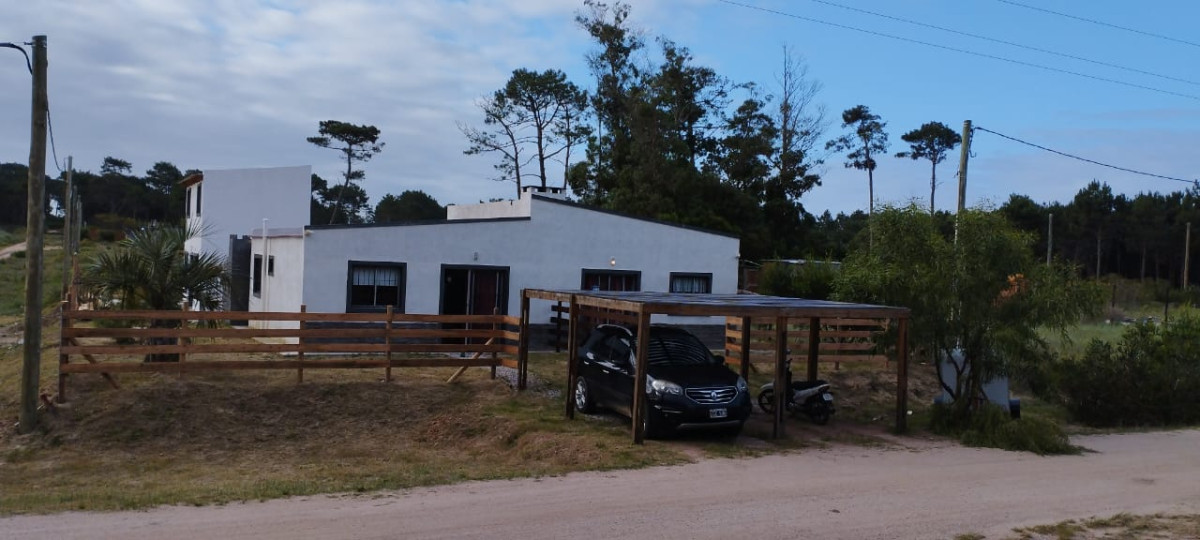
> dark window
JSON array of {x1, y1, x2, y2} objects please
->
[
  {"x1": 581, "y1": 269, "x2": 641, "y2": 292},
  {"x1": 185, "y1": 188, "x2": 192, "y2": 218},
  {"x1": 252, "y1": 254, "x2": 263, "y2": 296},
  {"x1": 267, "y1": 256, "x2": 275, "y2": 276},
  {"x1": 669, "y1": 272, "x2": 712, "y2": 294},
  {"x1": 347, "y1": 261, "x2": 405, "y2": 312},
  {"x1": 195, "y1": 184, "x2": 202, "y2": 216}
]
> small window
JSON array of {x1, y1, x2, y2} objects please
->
[
  {"x1": 195, "y1": 183, "x2": 202, "y2": 217},
  {"x1": 581, "y1": 269, "x2": 641, "y2": 291},
  {"x1": 185, "y1": 188, "x2": 192, "y2": 218},
  {"x1": 267, "y1": 256, "x2": 275, "y2": 276},
  {"x1": 669, "y1": 272, "x2": 712, "y2": 294},
  {"x1": 252, "y1": 255, "x2": 263, "y2": 296},
  {"x1": 347, "y1": 261, "x2": 406, "y2": 312}
]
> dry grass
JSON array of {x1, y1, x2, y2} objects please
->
[
  {"x1": 1004, "y1": 513, "x2": 1200, "y2": 539},
  {"x1": 0, "y1": 317, "x2": 945, "y2": 515}
]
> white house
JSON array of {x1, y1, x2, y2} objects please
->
[
  {"x1": 249, "y1": 188, "x2": 741, "y2": 330},
  {"x1": 181, "y1": 165, "x2": 311, "y2": 311}
]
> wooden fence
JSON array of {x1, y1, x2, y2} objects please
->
[
  {"x1": 724, "y1": 316, "x2": 891, "y2": 369},
  {"x1": 58, "y1": 306, "x2": 521, "y2": 398}
]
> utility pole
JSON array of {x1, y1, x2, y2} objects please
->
[
  {"x1": 1046, "y1": 213, "x2": 1054, "y2": 265},
  {"x1": 60, "y1": 155, "x2": 73, "y2": 300},
  {"x1": 957, "y1": 120, "x2": 972, "y2": 215},
  {"x1": 20, "y1": 35, "x2": 48, "y2": 434}
]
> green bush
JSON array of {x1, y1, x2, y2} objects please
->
[
  {"x1": 756, "y1": 260, "x2": 838, "y2": 300},
  {"x1": 1056, "y1": 313, "x2": 1200, "y2": 428},
  {"x1": 930, "y1": 404, "x2": 1077, "y2": 455}
]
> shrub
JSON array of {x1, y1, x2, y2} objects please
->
[
  {"x1": 756, "y1": 260, "x2": 838, "y2": 300},
  {"x1": 930, "y1": 404, "x2": 1077, "y2": 455},
  {"x1": 1056, "y1": 313, "x2": 1200, "y2": 428}
]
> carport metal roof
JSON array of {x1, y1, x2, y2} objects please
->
[{"x1": 515, "y1": 289, "x2": 911, "y2": 444}]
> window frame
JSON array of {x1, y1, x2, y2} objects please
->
[
  {"x1": 668, "y1": 272, "x2": 713, "y2": 294},
  {"x1": 580, "y1": 269, "x2": 642, "y2": 292},
  {"x1": 267, "y1": 255, "x2": 275, "y2": 276},
  {"x1": 345, "y1": 260, "x2": 407, "y2": 313}
]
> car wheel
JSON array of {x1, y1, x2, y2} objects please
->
[
  {"x1": 574, "y1": 376, "x2": 596, "y2": 414},
  {"x1": 641, "y1": 408, "x2": 670, "y2": 440},
  {"x1": 757, "y1": 389, "x2": 775, "y2": 414}
]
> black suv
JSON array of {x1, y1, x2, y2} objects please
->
[{"x1": 574, "y1": 324, "x2": 752, "y2": 437}]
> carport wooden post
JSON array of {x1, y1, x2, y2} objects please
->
[
  {"x1": 806, "y1": 317, "x2": 820, "y2": 381},
  {"x1": 896, "y1": 317, "x2": 910, "y2": 433},
  {"x1": 563, "y1": 294, "x2": 579, "y2": 419},
  {"x1": 772, "y1": 316, "x2": 787, "y2": 438},
  {"x1": 739, "y1": 316, "x2": 751, "y2": 383},
  {"x1": 632, "y1": 307, "x2": 651, "y2": 444},
  {"x1": 517, "y1": 292, "x2": 530, "y2": 391}
]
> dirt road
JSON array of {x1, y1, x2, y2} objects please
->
[{"x1": 4, "y1": 429, "x2": 1199, "y2": 540}]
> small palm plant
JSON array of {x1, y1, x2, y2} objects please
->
[{"x1": 82, "y1": 223, "x2": 228, "y2": 361}]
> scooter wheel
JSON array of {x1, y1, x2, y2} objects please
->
[
  {"x1": 809, "y1": 405, "x2": 832, "y2": 426},
  {"x1": 757, "y1": 389, "x2": 776, "y2": 413}
]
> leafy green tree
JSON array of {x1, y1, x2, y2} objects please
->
[
  {"x1": 310, "y1": 173, "x2": 368, "y2": 225},
  {"x1": 81, "y1": 222, "x2": 229, "y2": 361},
  {"x1": 895, "y1": 121, "x2": 961, "y2": 214},
  {"x1": 0, "y1": 162, "x2": 29, "y2": 225},
  {"x1": 307, "y1": 120, "x2": 384, "y2": 224},
  {"x1": 373, "y1": 190, "x2": 445, "y2": 222},
  {"x1": 833, "y1": 205, "x2": 1102, "y2": 421},
  {"x1": 826, "y1": 105, "x2": 889, "y2": 222}
]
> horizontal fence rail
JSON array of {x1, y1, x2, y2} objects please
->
[
  {"x1": 724, "y1": 316, "x2": 891, "y2": 367},
  {"x1": 58, "y1": 306, "x2": 522, "y2": 398}
]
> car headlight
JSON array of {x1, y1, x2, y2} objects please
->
[
  {"x1": 646, "y1": 375, "x2": 682, "y2": 397},
  {"x1": 736, "y1": 376, "x2": 748, "y2": 392}
]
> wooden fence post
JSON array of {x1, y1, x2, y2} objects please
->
[
  {"x1": 385, "y1": 305, "x2": 393, "y2": 382},
  {"x1": 58, "y1": 299, "x2": 69, "y2": 403},
  {"x1": 297, "y1": 305, "x2": 306, "y2": 384},
  {"x1": 179, "y1": 301, "x2": 189, "y2": 378}
]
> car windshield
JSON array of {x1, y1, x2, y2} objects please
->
[{"x1": 642, "y1": 331, "x2": 717, "y2": 367}]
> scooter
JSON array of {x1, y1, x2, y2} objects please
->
[{"x1": 757, "y1": 360, "x2": 835, "y2": 425}]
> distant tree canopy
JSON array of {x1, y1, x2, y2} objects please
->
[
  {"x1": 373, "y1": 190, "x2": 446, "y2": 222},
  {"x1": 307, "y1": 120, "x2": 384, "y2": 224}
]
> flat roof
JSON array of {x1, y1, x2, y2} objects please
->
[{"x1": 523, "y1": 289, "x2": 909, "y2": 319}]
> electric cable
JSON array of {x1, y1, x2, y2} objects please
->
[
  {"x1": 974, "y1": 126, "x2": 1196, "y2": 185},
  {"x1": 716, "y1": 0, "x2": 1200, "y2": 102},
  {"x1": 995, "y1": 0, "x2": 1200, "y2": 50},
  {"x1": 805, "y1": 0, "x2": 1200, "y2": 87},
  {"x1": 0, "y1": 41, "x2": 32, "y2": 74}
]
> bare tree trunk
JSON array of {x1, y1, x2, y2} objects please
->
[{"x1": 930, "y1": 160, "x2": 937, "y2": 214}]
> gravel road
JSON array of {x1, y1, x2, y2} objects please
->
[{"x1": 4, "y1": 429, "x2": 1199, "y2": 540}]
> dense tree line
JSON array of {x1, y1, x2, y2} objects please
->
[{"x1": 1001, "y1": 181, "x2": 1200, "y2": 287}]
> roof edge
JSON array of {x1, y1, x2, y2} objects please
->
[{"x1": 530, "y1": 194, "x2": 740, "y2": 240}]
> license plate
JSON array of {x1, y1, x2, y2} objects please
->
[
  {"x1": 709, "y1": 408, "x2": 727, "y2": 419},
  {"x1": 822, "y1": 393, "x2": 833, "y2": 402}
]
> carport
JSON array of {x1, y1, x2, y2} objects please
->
[{"x1": 516, "y1": 290, "x2": 911, "y2": 444}]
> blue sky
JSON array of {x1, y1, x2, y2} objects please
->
[{"x1": 2, "y1": 0, "x2": 1197, "y2": 217}]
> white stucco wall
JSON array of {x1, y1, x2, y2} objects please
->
[
  {"x1": 446, "y1": 195, "x2": 531, "y2": 220},
  {"x1": 183, "y1": 165, "x2": 311, "y2": 261},
  {"x1": 295, "y1": 195, "x2": 740, "y2": 325},
  {"x1": 249, "y1": 234, "x2": 305, "y2": 330}
]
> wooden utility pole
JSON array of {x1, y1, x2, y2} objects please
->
[
  {"x1": 1047, "y1": 213, "x2": 1054, "y2": 265},
  {"x1": 20, "y1": 35, "x2": 48, "y2": 434},
  {"x1": 957, "y1": 120, "x2": 972, "y2": 214},
  {"x1": 60, "y1": 155, "x2": 73, "y2": 300}
]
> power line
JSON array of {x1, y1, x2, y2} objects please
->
[
  {"x1": 804, "y1": 0, "x2": 1200, "y2": 87},
  {"x1": 716, "y1": 0, "x2": 1200, "y2": 102},
  {"x1": 47, "y1": 108, "x2": 63, "y2": 174},
  {"x1": 0, "y1": 41, "x2": 32, "y2": 74},
  {"x1": 995, "y1": 0, "x2": 1200, "y2": 50},
  {"x1": 974, "y1": 126, "x2": 1197, "y2": 185}
]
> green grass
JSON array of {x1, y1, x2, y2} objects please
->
[
  {"x1": 0, "y1": 228, "x2": 20, "y2": 248},
  {"x1": 0, "y1": 232, "x2": 100, "y2": 319}
]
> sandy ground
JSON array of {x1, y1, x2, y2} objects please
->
[
  {"x1": 0, "y1": 241, "x2": 28, "y2": 260},
  {"x1": 3, "y1": 429, "x2": 1199, "y2": 540}
]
